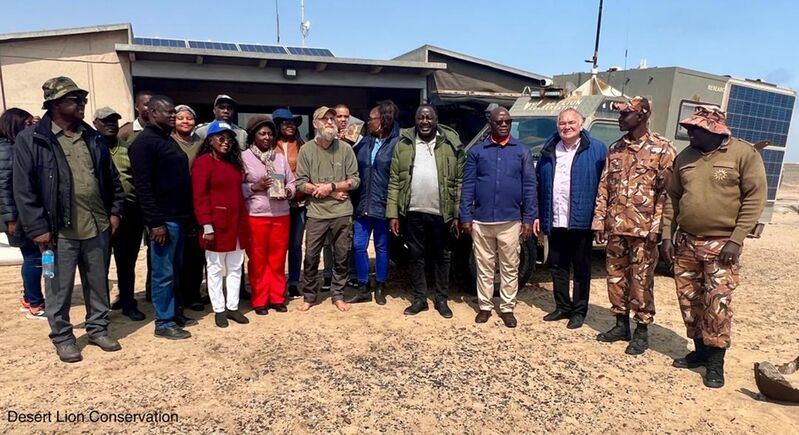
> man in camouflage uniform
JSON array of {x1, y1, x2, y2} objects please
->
[
  {"x1": 661, "y1": 106, "x2": 766, "y2": 388},
  {"x1": 592, "y1": 96, "x2": 676, "y2": 355}
]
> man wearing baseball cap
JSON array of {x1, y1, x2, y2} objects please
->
[
  {"x1": 13, "y1": 77, "x2": 125, "y2": 362},
  {"x1": 661, "y1": 105, "x2": 766, "y2": 388},
  {"x1": 593, "y1": 96, "x2": 676, "y2": 356},
  {"x1": 295, "y1": 106, "x2": 360, "y2": 312},
  {"x1": 194, "y1": 94, "x2": 247, "y2": 149},
  {"x1": 93, "y1": 107, "x2": 146, "y2": 322}
]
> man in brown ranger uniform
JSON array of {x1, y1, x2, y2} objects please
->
[
  {"x1": 592, "y1": 96, "x2": 676, "y2": 356},
  {"x1": 661, "y1": 105, "x2": 766, "y2": 389}
]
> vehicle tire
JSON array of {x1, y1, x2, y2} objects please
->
[{"x1": 467, "y1": 236, "x2": 537, "y2": 295}]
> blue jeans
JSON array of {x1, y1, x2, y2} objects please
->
[
  {"x1": 149, "y1": 222, "x2": 184, "y2": 330},
  {"x1": 19, "y1": 239, "x2": 43, "y2": 306},
  {"x1": 353, "y1": 216, "x2": 390, "y2": 284},
  {"x1": 288, "y1": 207, "x2": 332, "y2": 285}
]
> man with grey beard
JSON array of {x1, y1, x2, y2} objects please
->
[{"x1": 295, "y1": 106, "x2": 360, "y2": 312}]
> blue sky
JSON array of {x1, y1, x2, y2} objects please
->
[{"x1": 4, "y1": 0, "x2": 799, "y2": 160}]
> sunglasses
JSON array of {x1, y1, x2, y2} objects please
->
[
  {"x1": 491, "y1": 119, "x2": 512, "y2": 125},
  {"x1": 211, "y1": 135, "x2": 236, "y2": 144},
  {"x1": 62, "y1": 96, "x2": 88, "y2": 105}
]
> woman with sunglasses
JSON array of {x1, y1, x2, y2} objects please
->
[{"x1": 191, "y1": 120, "x2": 250, "y2": 328}]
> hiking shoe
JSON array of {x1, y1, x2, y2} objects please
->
[
  {"x1": 55, "y1": 342, "x2": 82, "y2": 363},
  {"x1": 625, "y1": 323, "x2": 649, "y2": 356},
  {"x1": 703, "y1": 347, "x2": 726, "y2": 388},
  {"x1": 673, "y1": 338, "x2": 708, "y2": 369},
  {"x1": 597, "y1": 314, "x2": 632, "y2": 342}
]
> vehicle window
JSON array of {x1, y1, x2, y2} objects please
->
[
  {"x1": 588, "y1": 122, "x2": 622, "y2": 148},
  {"x1": 514, "y1": 117, "x2": 557, "y2": 157},
  {"x1": 675, "y1": 100, "x2": 712, "y2": 140}
]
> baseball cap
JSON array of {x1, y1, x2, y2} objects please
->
[
  {"x1": 206, "y1": 120, "x2": 235, "y2": 137},
  {"x1": 214, "y1": 94, "x2": 237, "y2": 107},
  {"x1": 613, "y1": 96, "x2": 650, "y2": 114},
  {"x1": 313, "y1": 106, "x2": 336, "y2": 121},
  {"x1": 93, "y1": 106, "x2": 121, "y2": 121}
]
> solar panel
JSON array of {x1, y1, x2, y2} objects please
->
[
  {"x1": 286, "y1": 46, "x2": 334, "y2": 57},
  {"x1": 133, "y1": 37, "x2": 187, "y2": 48},
  {"x1": 187, "y1": 40, "x2": 238, "y2": 51},
  {"x1": 239, "y1": 44, "x2": 288, "y2": 55}
]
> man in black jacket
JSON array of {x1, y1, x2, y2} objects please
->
[
  {"x1": 128, "y1": 95, "x2": 194, "y2": 340},
  {"x1": 13, "y1": 76, "x2": 125, "y2": 363}
]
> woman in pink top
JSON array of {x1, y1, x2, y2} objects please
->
[{"x1": 242, "y1": 116, "x2": 296, "y2": 315}]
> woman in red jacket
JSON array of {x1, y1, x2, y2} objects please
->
[{"x1": 192, "y1": 121, "x2": 250, "y2": 328}]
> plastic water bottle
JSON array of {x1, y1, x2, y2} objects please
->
[{"x1": 42, "y1": 249, "x2": 55, "y2": 279}]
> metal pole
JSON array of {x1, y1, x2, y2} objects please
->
[
  {"x1": 276, "y1": 0, "x2": 281, "y2": 44},
  {"x1": 592, "y1": 0, "x2": 603, "y2": 74},
  {"x1": 301, "y1": 0, "x2": 306, "y2": 47}
]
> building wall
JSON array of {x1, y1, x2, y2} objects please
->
[{"x1": 0, "y1": 30, "x2": 133, "y2": 123}]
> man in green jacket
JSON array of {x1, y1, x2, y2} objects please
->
[{"x1": 387, "y1": 104, "x2": 464, "y2": 318}]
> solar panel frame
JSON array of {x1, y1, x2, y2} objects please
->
[
  {"x1": 187, "y1": 40, "x2": 239, "y2": 51},
  {"x1": 239, "y1": 44, "x2": 288, "y2": 55},
  {"x1": 133, "y1": 37, "x2": 187, "y2": 48},
  {"x1": 286, "y1": 46, "x2": 334, "y2": 57}
]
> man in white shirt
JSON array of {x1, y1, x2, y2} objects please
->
[{"x1": 534, "y1": 108, "x2": 608, "y2": 329}]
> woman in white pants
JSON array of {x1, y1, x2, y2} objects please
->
[{"x1": 191, "y1": 121, "x2": 250, "y2": 328}]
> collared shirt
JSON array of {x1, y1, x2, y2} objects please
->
[
  {"x1": 133, "y1": 118, "x2": 144, "y2": 132},
  {"x1": 459, "y1": 136, "x2": 537, "y2": 224},
  {"x1": 54, "y1": 123, "x2": 109, "y2": 240},
  {"x1": 592, "y1": 131, "x2": 676, "y2": 237},
  {"x1": 108, "y1": 137, "x2": 136, "y2": 202},
  {"x1": 409, "y1": 133, "x2": 440, "y2": 215},
  {"x1": 371, "y1": 137, "x2": 386, "y2": 165},
  {"x1": 552, "y1": 139, "x2": 580, "y2": 228}
]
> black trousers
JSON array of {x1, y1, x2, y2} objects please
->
[
  {"x1": 178, "y1": 223, "x2": 205, "y2": 308},
  {"x1": 548, "y1": 228, "x2": 593, "y2": 316},
  {"x1": 403, "y1": 212, "x2": 451, "y2": 303},
  {"x1": 111, "y1": 201, "x2": 143, "y2": 310}
]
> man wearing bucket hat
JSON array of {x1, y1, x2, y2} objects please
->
[
  {"x1": 194, "y1": 94, "x2": 247, "y2": 149},
  {"x1": 13, "y1": 77, "x2": 125, "y2": 362},
  {"x1": 93, "y1": 107, "x2": 146, "y2": 322},
  {"x1": 661, "y1": 105, "x2": 766, "y2": 388},
  {"x1": 593, "y1": 96, "x2": 676, "y2": 356},
  {"x1": 295, "y1": 106, "x2": 359, "y2": 312}
]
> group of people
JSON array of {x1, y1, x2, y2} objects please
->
[{"x1": 0, "y1": 76, "x2": 767, "y2": 390}]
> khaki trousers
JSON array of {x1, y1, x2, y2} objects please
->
[{"x1": 472, "y1": 221, "x2": 521, "y2": 313}]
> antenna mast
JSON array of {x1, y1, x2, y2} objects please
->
[
  {"x1": 300, "y1": 0, "x2": 311, "y2": 47},
  {"x1": 275, "y1": 0, "x2": 281, "y2": 44},
  {"x1": 583, "y1": 0, "x2": 604, "y2": 94}
]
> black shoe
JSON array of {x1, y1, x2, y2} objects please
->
[
  {"x1": 254, "y1": 307, "x2": 269, "y2": 316},
  {"x1": 566, "y1": 314, "x2": 585, "y2": 329},
  {"x1": 226, "y1": 309, "x2": 249, "y2": 324},
  {"x1": 403, "y1": 299, "x2": 429, "y2": 316},
  {"x1": 174, "y1": 313, "x2": 198, "y2": 327},
  {"x1": 154, "y1": 326, "x2": 191, "y2": 340},
  {"x1": 543, "y1": 309, "x2": 571, "y2": 322},
  {"x1": 110, "y1": 299, "x2": 123, "y2": 310},
  {"x1": 374, "y1": 282, "x2": 387, "y2": 306},
  {"x1": 122, "y1": 307, "x2": 146, "y2": 321},
  {"x1": 346, "y1": 278, "x2": 360, "y2": 290},
  {"x1": 475, "y1": 310, "x2": 491, "y2": 324},
  {"x1": 288, "y1": 285, "x2": 302, "y2": 300},
  {"x1": 500, "y1": 312, "x2": 517, "y2": 328},
  {"x1": 625, "y1": 323, "x2": 649, "y2": 356},
  {"x1": 703, "y1": 347, "x2": 726, "y2": 388},
  {"x1": 321, "y1": 277, "x2": 332, "y2": 292},
  {"x1": 597, "y1": 314, "x2": 632, "y2": 342},
  {"x1": 55, "y1": 342, "x2": 82, "y2": 363},
  {"x1": 345, "y1": 282, "x2": 372, "y2": 304},
  {"x1": 673, "y1": 338, "x2": 708, "y2": 368},
  {"x1": 187, "y1": 302, "x2": 205, "y2": 312},
  {"x1": 88, "y1": 335, "x2": 122, "y2": 352},
  {"x1": 434, "y1": 299, "x2": 453, "y2": 318},
  {"x1": 215, "y1": 312, "x2": 229, "y2": 328},
  {"x1": 268, "y1": 303, "x2": 288, "y2": 313}
]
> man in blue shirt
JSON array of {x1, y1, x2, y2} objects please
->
[{"x1": 460, "y1": 107, "x2": 537, "y2": 328}]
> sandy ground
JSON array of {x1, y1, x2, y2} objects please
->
[{"x1": 1, "y1": 173, "x2": 798, "y2": 434}]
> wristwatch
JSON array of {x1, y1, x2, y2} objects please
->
[{"x1": 330, "y1": 183, "x2": 336, "y2": 192}]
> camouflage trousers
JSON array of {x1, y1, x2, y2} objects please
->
[
  {"x1": 673, "y1": 231, "x2": 739, "y2": 349},
  {"x1": 605, "y1": 235, "x2": 658, "y2": 324}
]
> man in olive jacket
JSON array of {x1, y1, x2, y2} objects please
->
[{"x1": 387, "y1": 104, "x2": 464, "y2": 318}]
